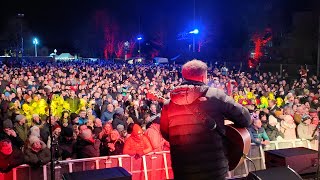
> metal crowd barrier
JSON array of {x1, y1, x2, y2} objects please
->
[{"x1": 0, "y1": 139, "x2": 315, "y2": 180}]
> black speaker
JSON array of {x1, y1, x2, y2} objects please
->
[
  {"x1": 62, "y1": 167, "x2": 132, "y2": 180},
  {"x1": 246, "y1": 166, "x2": 303, "y2": 180}
]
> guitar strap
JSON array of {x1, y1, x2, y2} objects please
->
[
  {"x1": 183, "y1": 85, "x2": 227, "y2": 139},
  {"x1": 199, "y1": 86, "x2": 248, "y2": 161},
  {"x1": 199, "y1": 86, "x2": 228, "y2": 139}
]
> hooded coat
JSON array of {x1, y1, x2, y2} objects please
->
[
  {"x1": 24, "y1": 141, "x2": 51, "y2": 167},
  {"x1": 123, "y1": 124, "x2": 152, "y2": 156},
  {"x1": 160, "y1": 82, "x2": 251, "y2": 180},
  {"x1": 74, "y1": 138, "x2": 101, "y2": 159},
  {"x1": 0, "y1": 148, "x2": 24, "y2": 173}
]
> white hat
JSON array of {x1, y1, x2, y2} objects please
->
[
  {"x1": 30, "y1": 126, "x2": 40, "y2": 137},
  {"x1": 29, "y1": 135, "x2": 40, "y2": 145},
  {"x1": 32, "y1": 114, "x2": 39, "y2": 118},
  {"x1": 117, "y1": 124, "x2": 125, "y2": 132}
]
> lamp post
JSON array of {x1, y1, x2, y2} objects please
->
[
  {"x1": 137, "y1": 36, "x2": 142, "y2": 57},
  {"x1": 33, "y1": 38, "x2": 39, "y2": 57},
  {"x1": 189, "y1": 29, "x2": 199, "y2": 53},
  {"x1": 17, "y1": 13, "x2": 24, "y2": 56}
]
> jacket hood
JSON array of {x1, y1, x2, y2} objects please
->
[{"x1": 170, "y1": 84, "x2": 208, "y2": 105}]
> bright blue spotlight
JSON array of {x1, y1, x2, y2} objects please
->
[
  {"x1": 33, "y1": 38, "x2": 39, "y2": 45},
  {"x1": 137, "y1": 36, "x2": 142, "y2": 41},
  {"x1": 189, "y1": 29, "x2": 199, "y2": 34},
  {"x1": 193, "y1": 29, "x2": 199, "y2": 34}
]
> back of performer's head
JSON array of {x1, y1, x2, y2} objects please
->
[{"x1": 182, "y1": 59, "x2": 208, "y2": 83}]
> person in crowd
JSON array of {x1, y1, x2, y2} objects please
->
[
  {"x1": 144, "y1": 118, "x2": 170, "y2": 151},
  {"x1": 309, "y1": 108, "x2": 319, "y2": 125},
  {"x1": 294, "y1": 104, "x2": 304, "y2": 125},
  {"x1": 70, "y1": 113, "x2": 79, "y2": 125},
  {"x1": 93, "y1": 118, "x2": 103, "y2": 137},
  {"x1": 113, "y1": 100, "x2": 124, "y2": 115},
  {"x1": 0, "y1": 119, "x2": 24, "y2": 149},
  {"x1": 100, "y1": 104, "x2": 115, "y2": 124},
  {"x1": 0, "y1": 139, "x2": 24, "y2": 173},
  {"x1": 59, "y1": 127, "x2": 76, "y2": 160},
  {"x1": 78, "y1": 124, "x2": 88, "y2": 135},
  {"x1": 101, "y1": 129, "x2": 124, "y2": 156},
  {"x1": 123, "y1": 124, "x2": 152, "y2": 157},
  {"x1": 24, "y1": 135, "x2": 51, "y2": 167},
  {"x1": 248, "y1": 119, "x2": 270, "y2": 146},
  {"x1": 29, "y1": 126, "x2": 41, "y2": 138},
  {"x1": 297, "y1": 115, "x2": 317, "y2": 140},
  {"x1": 78, "y1": 110, "x2": 88, "y2": 125},
  {"x1": 59, "y1": 111, "x2": 71, "y2": 128},
  {"x1": 31, "y1": 114, "x2": 44, "y2": 128},
  {"x1": 98, "y1": 123, "x2": 112, "y2": 141},
  {"x1": 268, "y1": 99, "x2": 280, "y2": 116},
  {"x1": 280, "y1": 115, "x2": 297, "y2": 140},
  {"x1": 264, "y1": 115, "x2": 284, "y2": 141},
  {"x1": 112, "y1": 112, "x2": 128, "y2": 130},
  {"x1": 14, "y1": 115, "x2": 28, "y2": 142},
  {"x1": 160, "y1": 60, "x2": 251, "y2": 180},
  {"x1": 66, "y1": 90, "x2": 80, "y2": 113},
  {"x1": 74, "y1": 128, "x2": 101, "y2": 158}
]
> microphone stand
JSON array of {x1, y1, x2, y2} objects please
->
[
  {"x1": 46, "y1": 92, "x2": 55, "y2": 180},
  {"x1": 314, "y1": 122, "x2": 320, "y2": 180}
]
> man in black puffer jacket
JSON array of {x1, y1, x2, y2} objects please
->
[{"x1": 160, "y1": 60, "x2": 251, "y2": 180}]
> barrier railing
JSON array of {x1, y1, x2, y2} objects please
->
[{"x1": 0, "y1": 139, "x2": 315, "y2": 180}]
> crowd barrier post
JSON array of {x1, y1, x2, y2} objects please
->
[
  {"x1": 95, "y1": 159, "x2": 100, "y2": 169},
  {"x1": 142, "y1": 155, "x2": 148, "y2": 180},
  {"x1": 43, "y1": 165, "x2": 47, "y2": 180},
  {"x1": 162, "y1": 152, "x2": 169, "y2": 179},
  {"x1": 118, "y1": 157, "x2": 123, "y2": 167},
  {"x1": 68, "y1": 162, "x2": 73, "y2": 173},
  {"x1": 12, "y1": 168, "x2": 16, "y2": 180}
]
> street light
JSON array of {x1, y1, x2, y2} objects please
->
[
  {"x1": 17, "y1": 13, "x2": 24, "y2": 56},
  {"x1": 189, "y1": 29, "x2": 199, "y2": 53},
  {"x1": 33, "y1": 38, "x2": 39, "y2": 57},
  {"x1": 137, "y1": 36, "x2": 142, "y2": 57}
]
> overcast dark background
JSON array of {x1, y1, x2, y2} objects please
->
[{"x1": 0, "y1": 0, "x2": 319, "y2": 63}]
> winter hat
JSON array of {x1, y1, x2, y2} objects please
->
[
  {"x1": 132, "y1": 124, "x2": 143, "y2": 136},
  {"x1": 28, "y1": 135, "x2": 41, "y2": 145},
  {"x1": 80, "y1": 129, "x2": 92, "y2": 140},
  {"x1": 116, "y1": 124, "x2": 125, "y2": 132},
  {"x1": 274, "y1": 111, "x2": 283, "y2": 118},
  {"x1": 32, "y1": 114, "x2": 39, "y2": 119},
  {"x1": 52, "y1": 124, "x2": 61, "y2": 132},
  {"x1": 63, "y1": 127, "x2": 73, "y2": 137},
  {"x1": 70, "y1": 113, "x2": 79, "y2": 121},
  {"x1": 15, "y1": 115, "x2": 26, "y2": 122},
  {"x1": 30, "y1": 126, "x2": 40, "y2": 137},
  {"x1": 106, "y1": 94, "x2": 113, "y2": 99},
  {"x1": 4, "y1": 91, "x2": 10, "y2": 97},
  {"x1": 114, "y1": 108, "x2": 124, "y2": 115},
  {"x1": 3, "y1": 119, "x2": 13, "y2": 129}
]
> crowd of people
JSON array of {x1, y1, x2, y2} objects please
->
[{"x1": 0, "y1": 59, "x2": 319, "y2": 173}]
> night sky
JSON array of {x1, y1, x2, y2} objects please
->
[{"x1": 0, "y1": 0, "x2": 319, "y2": 59}]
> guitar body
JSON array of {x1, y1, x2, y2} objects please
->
[{"x1": 225, "y1": 124, "x2": 251, "y2": 171}]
